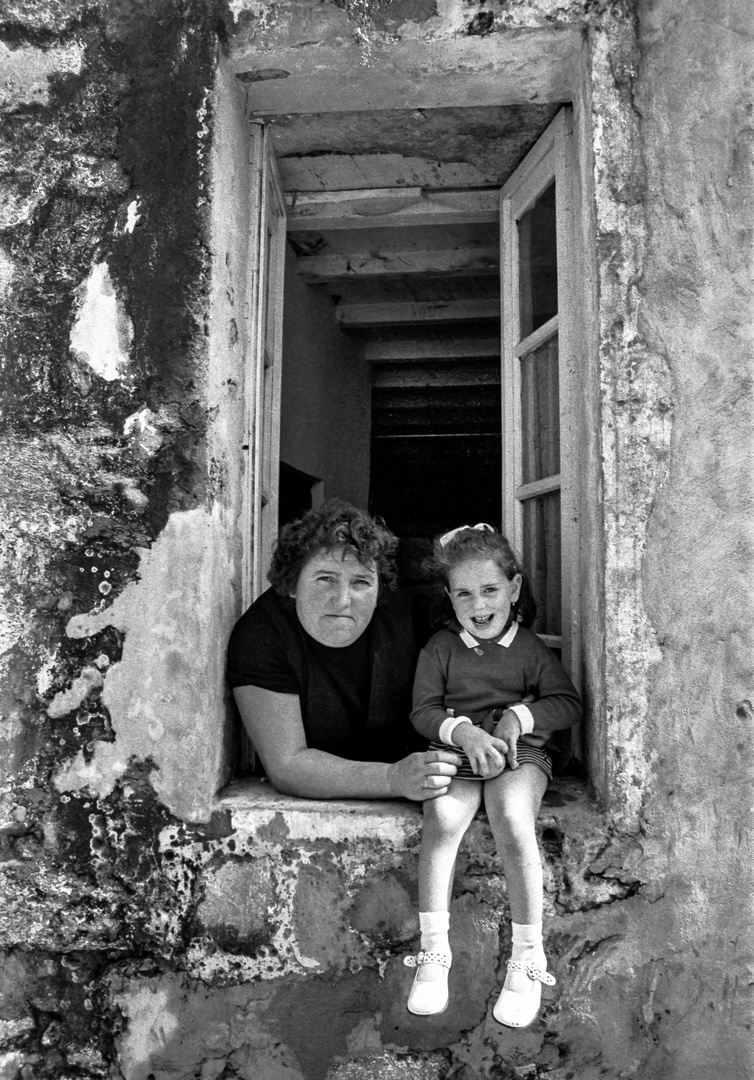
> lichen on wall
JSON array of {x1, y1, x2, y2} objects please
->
[{"x1": 0, "y1": 0, "x2": 241, "y2": 1072}]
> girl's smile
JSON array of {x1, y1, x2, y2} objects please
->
[{"x1": 447, "y1": 558, "x2": 522, "y2": 641}]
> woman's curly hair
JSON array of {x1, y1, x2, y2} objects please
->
[
  {"x1": 423, "y1": 525, "x2": 537, "y2": 629},
  {"x1": 268, "y1": 499, "x2": 399, "y2": 597}
]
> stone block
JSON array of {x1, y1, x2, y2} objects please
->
[
  {"x1": 195, "y1": 857, "x2": 276, "y2": 953},
  {"x1": 349, "y1": 870, "x2": 416, "y2": 945}
]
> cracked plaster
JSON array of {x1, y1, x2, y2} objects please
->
[{"x1": 53, "y1": 506, "x2": 235, "y2": 821}]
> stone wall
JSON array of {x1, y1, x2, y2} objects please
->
[{"x1": 0, "y1": 1, "x2": 752, "y2": 1079}]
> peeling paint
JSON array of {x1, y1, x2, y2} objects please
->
[
  {"x1": 46, "y1": 664, "x2": 103, "y2": 719},
  {"x1": 0, "y1": 247, "x2": 13, "y2": 301},
  {"x1": 124, "y1": 199, "x2": 141, "y2": 234},
  {"x1": 69, "y1": 262, "x2": 133, "y2": 383},
  {"x1": 0, "y1": 40, "x2": 85, "y2": 110},
  {"x1": 123, "y1": 407, "x2": 164, "y2": 459},
  {"x1": 54, "y1": 505, "x2": 235, "y2": 821}
]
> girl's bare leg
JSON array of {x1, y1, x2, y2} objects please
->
[
  {"x1": 483, "y1": 764, "x2": 547, "y2": 924},
  {"x1": 419, "y1": 778, "x2": 482, "y2": 911},
  {"x1": 407, "y1": 779, "x2": 482, "y2": 1015},
  {"x1": 484, "y1": 765, "x2": 550, "y2": 1027}
]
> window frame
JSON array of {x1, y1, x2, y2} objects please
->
[
  {"x1": 500, "y1": 108, "x2": 582, "y2": 697},
  {"x1": 242, "y1": 122, "x2": 288, "y2": 609}
]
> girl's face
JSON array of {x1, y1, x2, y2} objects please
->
[{"x1": 447, "y1": 557, "x2": 522, "y2": 641}]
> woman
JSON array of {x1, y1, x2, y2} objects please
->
[{"x1": 227, "y1": 499, "x2": 460, "y2": 801}]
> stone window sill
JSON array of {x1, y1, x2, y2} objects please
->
[{"x1": 216, "y1": 775, "x2": 599, "y2": 842}]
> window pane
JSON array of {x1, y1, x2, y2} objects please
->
[
  {"x1": 518, "y1": 182, "x2": 557, "y2": 339},
  {"x1": 522, "y1": 491, "x2": 561, "y2": 636},
  {"x1": 520, "y1": 333, "x2": 559, "y2": 484}
]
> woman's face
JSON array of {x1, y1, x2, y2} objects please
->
[
  {"x1": 292, "y1": 547, "x2": 379, "y2": 647},
  {"x1": 447, "y1": 557, "x2": 522, "y2": 641}
]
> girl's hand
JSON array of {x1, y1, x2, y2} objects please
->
[
  {"x1": 453, "y1": 724, "x2": 509, "y2": 778},
  {"x1": 492, "y1": 709, "x2": 523, "y2": 770}
]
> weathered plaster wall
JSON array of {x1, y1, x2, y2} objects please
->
[
  {"x1": 634, "y1": 0, "x2": 754, "y2": 1073},
  {"x1": 281, "y1": 246, "x2": 371, "y2": 508},
  {"x1": 0, "y1": 0, "x2": 245, "y2": 1073},
  {"x1": 0, "y1": 0, "x2": 752, "y2": 1078}
]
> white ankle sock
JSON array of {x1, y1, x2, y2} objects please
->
[
  {"x1": 419, "y1": 910, "x2": 450, "y2": 955},
  {"x1": 507, "y1": 922, "x2": 545, "y2": 992},
  {"x1": 511, "y1": 920, "x2": 544, "y2": 957}
]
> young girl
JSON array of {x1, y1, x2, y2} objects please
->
[{"x1": 404, "y1": 523, "x2": 581, "y2": 1027}]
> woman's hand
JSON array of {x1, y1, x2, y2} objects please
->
[
  {"x1": 386, "y1": 749, "x2": 461, "y2": 801},
  {"x1": 492, "y1": 709, "x2": 523, "y2": 770},
  {"x1": 453, "y1": 724, "x2": 509, "y2": 778}
]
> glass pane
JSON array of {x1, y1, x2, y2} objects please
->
[
  {"x1": 522, "y1": 491, "x2": 561, "y2": 636},
  {"x1": 518, "y1": 181, "x2": 557, "y2": 339},
  {"x1": 520, "y1": 333, "x2": 559, "y2": 484},
  {"x1": 264, "y1": 218, "x2": 274, "y2": 366}
]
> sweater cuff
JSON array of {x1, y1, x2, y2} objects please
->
[
  {"x1": 439, "y1": 715, "x2": 473, "y2": 746},
  {"x1": 508, "y1": 704, "x2": 534, "y2": 736}
]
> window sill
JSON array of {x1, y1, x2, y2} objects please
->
[{"x1": 216, "y1": 775, "x2": 598, "y2": 843}]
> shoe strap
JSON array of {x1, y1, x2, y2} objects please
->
[
  {"x1": 403, "y1": 950, "x2": 452, "y2": 969},
  {"x1": 507, "y1": 959, "x2": 556, "y2": 986}
]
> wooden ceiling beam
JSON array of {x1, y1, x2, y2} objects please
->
[
  {"x1": 287, "y1": 189, "x2": 499, "y2": 231},
  {"x1": 336, "y1": 298, "x2": 500, "y2": 326},
  {"x1": 371, "y1": 365, "x2": 500, "y2": 389},
  {"x1": 279, "y1": 154, "x2": 491, "y2": 193},
  {"x1": 363, "y1": 335, "x2": 500, "y2": 361},
  {"x1": 297, "y1": 247, "x2": 498, "y2": 282}
]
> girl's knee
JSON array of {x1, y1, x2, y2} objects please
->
[
  {"x1": 423, "y1": 789, "x2": 478, "y2": 841},
  {"x1": 486, "y1": 799, "x2": 538, "y2": 848},
  {"x1": 500, "y1": 833, "x2": 542, "y2": 866}
]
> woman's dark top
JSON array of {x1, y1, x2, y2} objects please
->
[{"x1": 227, "y1": 587, "x2": 421, "y2": 763}]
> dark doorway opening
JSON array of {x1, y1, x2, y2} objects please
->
[{"x1": 278, "y1": 461, "x2": 320, "y2": 528}]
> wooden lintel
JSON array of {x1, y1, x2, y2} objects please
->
[
  {"x1": 363, "y1": 336, "x2": 500, "y2": 361},
  {"x1": 297, "y1": 247, "x2": 498, "y2": 282},
  {"x1": 336, "y1": 299, "x2": 500, "y2": 326},
  {"x1": 287, "y1": 189, "x2": 499, "y2": 231}
]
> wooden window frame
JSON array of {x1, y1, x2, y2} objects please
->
[
  {"x1": 242, "y1": 123, "x2": 287, "y2": 608},
  {"x1": 500, "y1": 108, "x2": 582, "y2": 688}
]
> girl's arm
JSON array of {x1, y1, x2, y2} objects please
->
[
  {"x1": 409, "y1": 646, "x2": 453, "y2": 742},
  {"x1": 234, "y1": 685, "x2": 460, "y2": 801},
  {"x1": 411, "y1": 644, "x2": 510, "y2": 776},
  {"x1": 517, "y1": 644, "x2": 582, "y2": 736}
]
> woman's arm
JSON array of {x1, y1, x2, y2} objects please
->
[{"x1": 234, "y1": 685, "x2": 460, "y2": 801}]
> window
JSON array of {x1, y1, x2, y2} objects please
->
[
  {"x1": 236, "y1": 107, "x2": 587, "y2": 779},
  {"x1": 500, "y1": 110, "x2": 581, "y2": 709}
]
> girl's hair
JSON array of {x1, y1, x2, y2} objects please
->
[
  {"x1": 423, "y1": 524, "x2": 537, "y2": 629},
  {"x1": 268, "y1": 498, "x2": 399, "y2": 597}
]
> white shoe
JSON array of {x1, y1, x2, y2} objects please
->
[
  {"x1": 404, "y1": 950, "x2": 452, "y2": 1015},
  {"x1": 493, "y1": 959, "x2": 556, "y2": 1028}
]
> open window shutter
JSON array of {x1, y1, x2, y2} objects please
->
[
  {"x1": 243, "y1": 123, "x2": 287, "y2": 608},
  {"x1": 500, "y1": 107, "x2": 581, "y2": 758},
  {"x1": 239, "y1": 125, "x2": 287, "y2": 774}
]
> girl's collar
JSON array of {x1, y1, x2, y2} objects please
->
[{"x1": 459, "y1": 622, "x2": 519, "y2": 650}]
